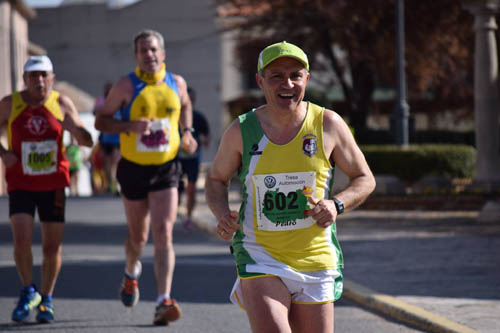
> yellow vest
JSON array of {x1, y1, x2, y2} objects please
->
[{"x1": 119, "y1": 71, "x2": 181, "y2": 165}]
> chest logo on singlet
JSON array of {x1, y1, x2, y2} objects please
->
[
  {"x1": 25, "y1": 115, "x2": 49, "y2": 136},
  {"x1": 302, "y1": 134, "x2": 317, "y2": 157}
]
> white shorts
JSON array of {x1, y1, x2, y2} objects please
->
[{"x1": 230, "y1": 270, "x2": 343, "y2": 309}]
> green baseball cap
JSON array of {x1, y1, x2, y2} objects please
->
[{"x1": 257, "y1": 41, "x2": 309, "y2": 72}]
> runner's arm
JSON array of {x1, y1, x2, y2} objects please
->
[
  {"x1": 95, "y1": 77, "x2": 150, "y2": 134},
  {"x1": 174, "y1": 74, "x2": 197, "y2": 154},
  {"x1": 205, "y1": 120, "x2": 242, "y2": 238},
  {"x1": 0, "y1": 96, "x2": 17, "y2": 167},
  {"x1": 323, "y1": 109, "x2": 375, "y2": 212},
  {"x1": 59, "y1": 94, "x2": 93, "y2": 147}
]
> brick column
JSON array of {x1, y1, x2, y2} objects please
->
[{"x1": 463, "y1": 0, "x2": 500, "y2": 221}]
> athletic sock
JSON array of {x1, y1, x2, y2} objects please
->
[
  {"x1": 124, "y1": 263, "x2": 141, "y2": 280},
  {"x1": 156, "y1": 294, "x2": 170, "y2": 304},
  {"x1": 41, "y1": 295, "x2": 52, "y2": 303},
  {"x1": 23, "y1": 284, "x2": 36, "y2": 294}
]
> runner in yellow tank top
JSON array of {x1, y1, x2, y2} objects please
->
[
  {"x1": 95, "y1": 29, "x2": 197, "y2": 326},
  {"x1": 206, "y1": 41, "x2": 376, "y2": 333}
]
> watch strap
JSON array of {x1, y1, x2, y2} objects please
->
[{"x1": 332, "y1": 197, "x2": 344, "y2": 215}]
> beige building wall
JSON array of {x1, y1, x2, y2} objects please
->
[
  {"x1": 0, "y1": 0, "x2": 34, "y2": 195},
  {"x1": 29, "y1": 0, "x2": 223, "y2": 162}
]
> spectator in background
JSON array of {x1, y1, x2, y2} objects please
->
[
  {"x1": 65, "y1": 135, "x2": 83, "y2": 196},
  {"x1": 89, "y1": 142, "x2": 106, "y2": 195},
  {"x1": 178, "y1": 87, "x2": 211, "y2": 230},
  {"x1": 94, "y1": 82, "x2": 121, "y2": 194}
]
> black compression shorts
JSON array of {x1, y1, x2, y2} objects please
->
[
  {"x1": 116, "y1": 157, "x2": 181, "y2": 200},
  {"x1": 9, "y1": 189, "x2": 66, "y2": 222}
]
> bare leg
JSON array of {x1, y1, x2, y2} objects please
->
[
  {"x1": 289, "y1": 302, "x2": 334, "y2": 333},
  {"x1": 10, "y1": 214, "x2": 35, "y2": 287},
  {"x1": 149, "y1": 187, "x2": 178, "y2": 297},
  {"x1": 122, "y1": 196, "x2": 150, "y2": 274},
  {"x1": 185, "y1": 181, "x2": 196, "y2": 219},
  {"x1": 110, "y1": 148, "x2": 121, "y2": 193},
  {"x1": 241, "y1": 276, "x2": 292, "y2": 333},
  {"x1": 40, "y1": 222, "x2": 64, "y2": 296}
]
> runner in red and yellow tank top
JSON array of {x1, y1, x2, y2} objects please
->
[
  {"x1": 0, "y1": 55, "x2": 93, "y2": 324},
  {"x1": 6, "y1": 89, "x2": 69, "y2": 192}
]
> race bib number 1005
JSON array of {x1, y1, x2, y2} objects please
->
[
  {"x1": 21, "y1": 140, "x2": 58, "y2": 175},
  {"x1": 253, "y1": 171, "x2": 316, "y2": 231}
]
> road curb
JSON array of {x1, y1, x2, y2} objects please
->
[{"x1": 343, "y1": 279, "x2": 478, "y2": 333}]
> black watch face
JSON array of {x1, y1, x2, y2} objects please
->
[{"x1": 334, "y1": 198, "x2": 344, "y2": 214}]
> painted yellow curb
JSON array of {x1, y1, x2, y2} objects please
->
[{"x1": 343, "y1": 279, "x2": 478, "y2": 333}]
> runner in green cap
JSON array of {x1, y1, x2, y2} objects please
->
[{"x1": 206, "y1": 41, "x2": 375, "y2": 332}]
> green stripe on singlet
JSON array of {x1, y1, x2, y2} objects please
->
[{"x1": 231, "y1": 111, "x2": 264, "y2": 267}]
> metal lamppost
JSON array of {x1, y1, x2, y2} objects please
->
[{"x1": 394, "y1": 0, "x2": 410, "y2": 146}]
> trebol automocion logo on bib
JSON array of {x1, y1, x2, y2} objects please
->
[{"x1": 264, "y1": 176, "x2": 276, "y2": 188}]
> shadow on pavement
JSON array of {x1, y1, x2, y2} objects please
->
[
  {"x1": 0, "y1": 218, "x2": 220, "y2": 246},
  {"x1": 0, "y1": 254, "x2": 238, "y2": 304}
]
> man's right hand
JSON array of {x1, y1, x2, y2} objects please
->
[
  {"x1": 216, "y1": 210, "x2": 240, "y2": 241},
  {"x1": 131, "y1": 118, "x2": 151, "y2": 134}
]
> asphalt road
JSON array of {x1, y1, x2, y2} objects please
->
[{"x1": 0, "y1": 196, "x2": 422, "y2": 332}]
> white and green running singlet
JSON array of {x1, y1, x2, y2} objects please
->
[{"x1": 233, "y1": 102, "x2": 344, "y2": 287}]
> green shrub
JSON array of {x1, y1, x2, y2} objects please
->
[{"x1": 361, "y1": 144, "x2": 476, "y2": 183}]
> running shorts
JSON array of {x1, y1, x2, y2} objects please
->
[
  {"x1": 9, "y1": 189, "x2": 66, "y2": 222},
  {"x1": 117, "y1": 157, "x2": 181, "y2": 200},
  {"x1": 230, "y1": 269, "x2": 343, "y2": 309}
]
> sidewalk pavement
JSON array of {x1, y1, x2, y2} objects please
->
[{"x1": 184, "y1": 169, "x2": 500, "y2": 333}]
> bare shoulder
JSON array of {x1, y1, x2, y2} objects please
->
[
  {"x1": 322, "y1": 108, "x2": 356, "y2": 159},
  {"x1": 0, "y1": 95, "x2": 13, "y2": 123},
  {"x1": 323, "y1": 108, "x2": 349, "y2": 134},
  {"x1": 224, "y1": 118, "x2": 242, "y2": 141},
  {"x1": 57, "y1": 93, "x2": 75, "y2": 109},
  {"x1": 0, "y1": 94, "x2": 12, "y2": 109},
  {"x1": 218, "y1": 118, "x2": 242, "y2": 154},
  {"x1": 172, "y1": 73, "x2": 187, "y2": 89},
  {"x1": 58, "y1": 93, "x2": 82, "y2": 118},
  {"x1": 98, "y1": 75, "x2": 133, "y2": 114},
  {"x1": 114, "y1": 75, "x2": 134, "y2": 95},
  {"x1": 172, "y1": 74, "x2": 190, "y2": 107},
  {"x1": 209, "y1": 118, "x2": 242, "y2": 180}
]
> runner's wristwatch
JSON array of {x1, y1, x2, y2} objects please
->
[
  {"x1": 333, "y1": 197, "x2": 344, "y2": 215},
  {"x1": 183, "y1": 127, "x2": 195, "y2": 133}
]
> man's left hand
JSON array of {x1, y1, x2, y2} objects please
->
[
  {"x1": 182, "y1": 131, "x2": 198, "y2": 154},
  {"x1": 305, "y1": 196, "x2": 337, "y2": 228}
]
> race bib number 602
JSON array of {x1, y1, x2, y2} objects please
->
[{"x1": 253, "y1": 171, "x2": 316, "y2": 231}]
